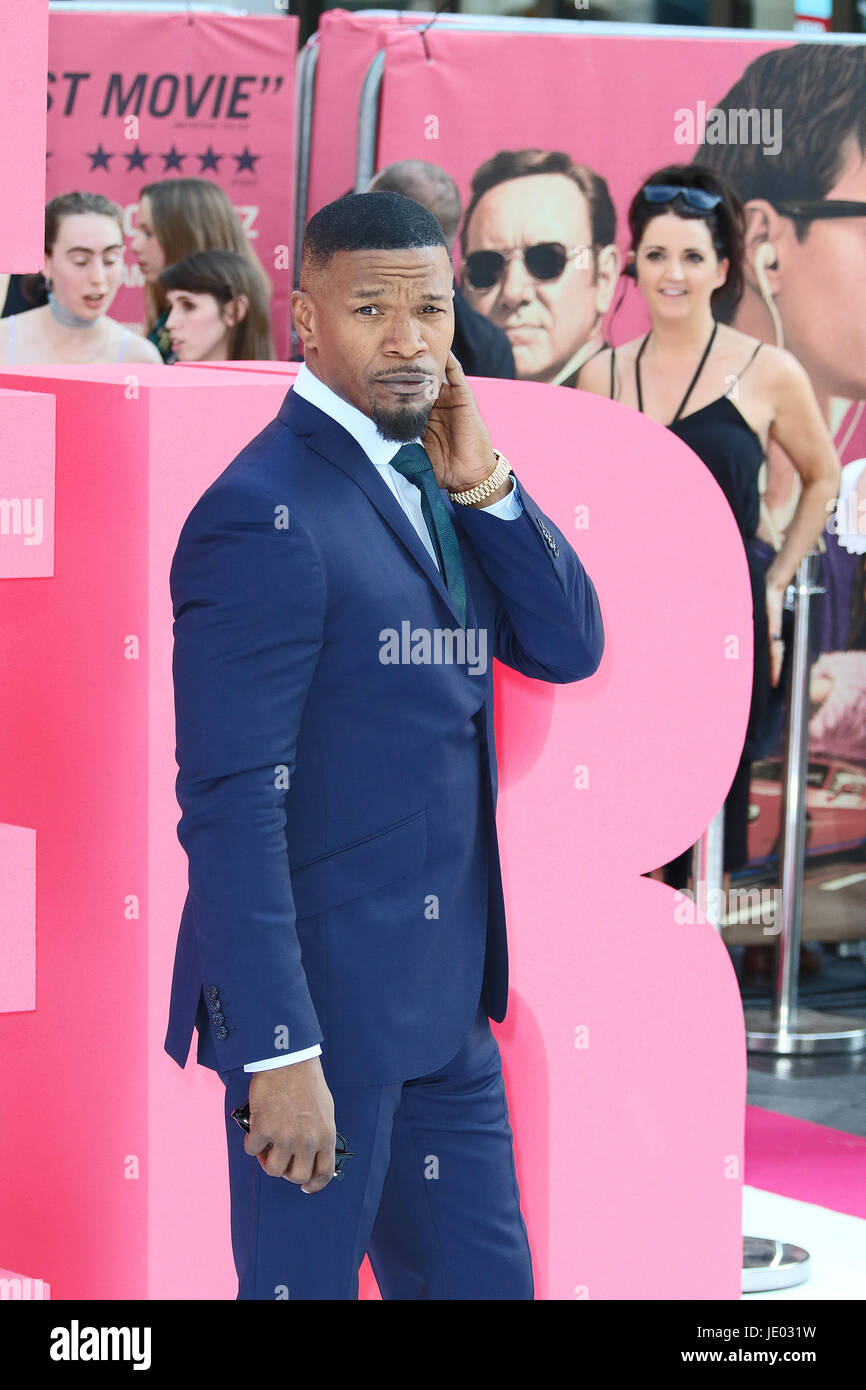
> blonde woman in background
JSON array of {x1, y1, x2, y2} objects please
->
[{"x1": 131, "y1": 178, "x2": 272, "y2": 362}]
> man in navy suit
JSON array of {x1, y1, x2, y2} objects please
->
[{"x1": 165, "y1": 192, "x2": 604, "y2": 1299}]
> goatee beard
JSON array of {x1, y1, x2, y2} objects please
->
[{"x1": 369, "y1": 400, "x2": 433, "y2": 444}]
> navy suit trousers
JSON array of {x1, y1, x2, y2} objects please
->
[{"x1": 220, "y1": 1000, "x2": 534, "y2": 1300}]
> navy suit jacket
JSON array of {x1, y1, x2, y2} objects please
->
[
  {"x1": 164, "y1": 386, "x2": 604, "y2": 1087},
  {"x1": 452, "y1": 287, "x2": 515, "y2": 380}
]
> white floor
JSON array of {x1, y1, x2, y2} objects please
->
[{"x1": 741, "y1": 1185, "x2": 866, "y2": 1299}]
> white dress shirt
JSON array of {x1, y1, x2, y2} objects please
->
[{"x1": 244, "y1": 360, "x2": 523, "y2": 1072}]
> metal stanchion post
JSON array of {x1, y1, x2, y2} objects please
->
[
  {"x1": 690, "y1": 803, "x2": 811, "y2": 1291},
  {"x1": 354, "y1": 50, "x2": 386, "y2": 194},
  {"x1": 291, "y1": 38, "x2": 319, "y2": 360},
  {"x1": 745, "y1": 551, "x2": 866, "y2": 1054}
]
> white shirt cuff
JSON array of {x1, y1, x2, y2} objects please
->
[
  {"x1": 243, "y1": 1043, "x2": 323, "y2": 1072},
  {"x1": 471, "y1": 475, "x2": 523, "y2": 519}
]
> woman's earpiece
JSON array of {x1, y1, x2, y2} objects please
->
[{"x1": 752, "y1": 242, "x2": 783, "y2": 349}]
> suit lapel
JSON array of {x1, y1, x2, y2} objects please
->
[{"x1": 279, "y1": 386, "x2": 472, "y2": 630}]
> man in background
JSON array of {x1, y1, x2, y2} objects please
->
[{"x1": 368, "y1": 159, "x2": 515, "y2": 380}]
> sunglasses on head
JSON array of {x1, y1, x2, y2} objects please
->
[
  {"x1": 641, "y1": 184, "x2": 722, "y2": 212},
  {"x1": 462, "y1": 242, "x2": 592, "y2": 291}
]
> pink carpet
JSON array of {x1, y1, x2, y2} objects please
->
[{"x1": 746, "y1": 1106, "x2": 866, "y2": 1218}]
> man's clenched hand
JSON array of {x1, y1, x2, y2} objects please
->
[{"x1": 245, "y1": 1056, "x2": 336, "y2": 1194}]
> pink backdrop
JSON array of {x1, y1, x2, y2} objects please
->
[
  {"x1": 0, "y1": 0, "x2": 47, "y2": 268},
  {"x1": 0, "y1": 0, "x2": 51, "y2": 1290},
  {"x1": 45, "y1": 11, "x2": 298, "y2": 356},
  {"x1": 0, "y1": 360, "x2": 750, "y2": 1299}
]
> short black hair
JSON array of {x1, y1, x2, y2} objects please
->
[{"x1": 301, "y1": 191, "x2": 448, "y2": 277}]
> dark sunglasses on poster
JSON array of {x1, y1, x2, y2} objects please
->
[
  {"x1": 230, "y1": 1101, "x2": 355, "y2": 1180},
  {"x1": 462, "y1": 241, "x2": 592, "y2": 291}
]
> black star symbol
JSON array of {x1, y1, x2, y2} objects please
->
[
  {"x1": 125, "y1": 145, "x2": 151, "y2": 171},
  {"x1": 234, "y1": 146, "x2": 260, "y2": 174},
  {"x1": 198, "y1": 145, "x2": 223, "y2": 172},
  {"x1": 161, "y1": 145, "x2": 186, "y2": 172},
  {"x1": 86, "y1": 143, "x2": 113, "y2": 172}
]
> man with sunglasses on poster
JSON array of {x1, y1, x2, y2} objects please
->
[{"x1": 460, "y1": 148, "x2": 621, "y2": 387}]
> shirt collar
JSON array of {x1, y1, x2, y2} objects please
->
[{"x1": 291, "y1": 361, "x2": 420, "y2": 470}]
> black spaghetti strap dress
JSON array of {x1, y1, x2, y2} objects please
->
[{"x1": 611, "y1": 324, "x2": 777, "y2": 884}]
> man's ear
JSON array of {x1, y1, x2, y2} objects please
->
[
  {"x1": 292, "y1": 288, "x2": 316, "y2": 350},
  {"x1": 593, "y1": 242, "x2": 622, "y2": 313},
  {"x1": 743, "y1": 199, "x2": 785, "y2": 299}
]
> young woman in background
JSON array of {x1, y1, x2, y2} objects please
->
[
  {"x1": 0, "y1": 192, "x2": 162, "y2": 367},
  {"x1": 159, "y1": 249, "x2": 274, "y2": 363},
  {"x1": 132, "y1": 178, "x2": 272, "y2": 363}
]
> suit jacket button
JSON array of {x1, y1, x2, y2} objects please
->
[
  {"x1": 207, "y1": 986, "x2": 218, "y2": 999},
  {"x1": 216, "y1": 1026, "x2": 229, "y2": 1040},
  {"x1": 209, "y1": 997, "x2": 222, "y2": 1011},
  {"x1": 212, "y1": 1013, "x2": 224, "y2": 1026}
]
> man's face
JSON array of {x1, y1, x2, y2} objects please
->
[
  {"x1": 766, "y1": 139, "x2": 866, "y2": 400},
  {"x1": 292, "y1": 245, "x2": 455, "y2": 442},
  {"x1": 461, "y1": 173, "x2": 602, "y2": 382}
]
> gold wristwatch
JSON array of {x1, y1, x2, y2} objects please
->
[{"x1": 447, "y1": 451, "x2": 513, "y2": 506}]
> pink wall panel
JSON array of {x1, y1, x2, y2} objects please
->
[
  {"x1": 0, "y1": 823, "x2": 36, "y2": 1013},
  {"x1": 0, "y1": 1265, "x2": 50, "y2": 1299},
  {"x1": 0, "y1": 0, "x2": 48, "y2": 268},
  {"x1": 0, "y1": 364, "x2": 290, "y2": 1299},
  {"x1": 0, "y1": 389, "x2": 55, "y2": 578},
  {"x1": 0, "y1": 363, "x2": 749, "y2": 1298},
  {"x1": 176, "y1": 360, "x2": 299, "y2": 376}
]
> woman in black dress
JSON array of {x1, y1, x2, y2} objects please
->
[{"x1": 577, "y1": 164, "x2": 839, "y2": 890}]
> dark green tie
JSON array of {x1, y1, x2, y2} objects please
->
[{"x1": 389, "y1": 442, "x2": 467, "y2": 628}]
